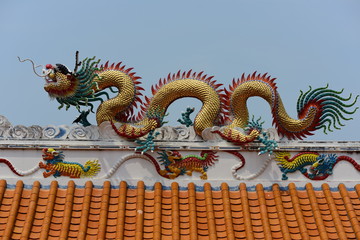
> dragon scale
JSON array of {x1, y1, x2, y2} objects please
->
[
  {"x1": 94, "y1": 70, "x2": 159, "y2": 137},
  {"x1": 220, "y1": 73, "x2": 334, "y2": 141},
  {"x1": 148, "y1": 79, "x2": 221, "y2": 135},
  {"x1": 96, "y1": 69, "x2": 223, "y2": 137}
]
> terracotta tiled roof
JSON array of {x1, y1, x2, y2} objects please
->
[{"x1": 0, "y1": 180, "x2": 360, "y2": 240}]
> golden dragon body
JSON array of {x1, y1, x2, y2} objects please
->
[{"x1": 31, "y1": 54, "x2": 357, "y2": 145}]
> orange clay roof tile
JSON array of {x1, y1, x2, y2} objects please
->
[{"x1": 1, "y1": 180, "x2": 360, "y2": 239}]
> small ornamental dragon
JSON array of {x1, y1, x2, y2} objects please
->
[
  {"x1": 275, "y1": 151, "x2": 360, "y2": 180},
  {"x1": 157, "y1": 150, "x2": 218, "y2": 179},
  {"x1": 20, "y1": 52, "x2": 358, "y2": 154},
  {"x1": 39, "y1": 148, "x2": 101, "y2": 178}
]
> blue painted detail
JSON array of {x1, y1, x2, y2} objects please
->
[
  {"x1": 135, "y1": 130, "x2": 160, "y2": 154},
  {"x1": 228, "y1": 186, "x2": 240, "y2": 191},
  {"x1": 177, "y1": 107, "x2": 195, "y2": 127},
  {"x1": 308, "y1": 154, "x2": 337, "y2": 179},
  {"x1": 7, "y1": 182, "x2": 356, "y2": 192},
  {"x1": 246, "y1": 116, "x2": 278, "y2": 155},
  {"x1": 56, "y1": 128, "x2": 66, "y2": 138}
]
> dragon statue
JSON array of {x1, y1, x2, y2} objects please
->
[
  {"x1": 20, "y1": 52, "x2": 358, "y2": 153},
  {"x1": 156, "y1": 150, "x2": 218, "y2": 179},
  {"x1": 275, "y1": 151, "x2": 360, "y2": 180},
  {"x1": 39, "y1": 148, "x2": 101, "y2": 178}
]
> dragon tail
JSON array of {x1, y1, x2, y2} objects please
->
[
  {"x1": 0, "y1": 158, "x2": 24, "y2": 176},
  {"x1": 337, "y1": 155, "x2": 360, "y2": 171},
  {"x1": 219, "y1": 72, "x2": 358, "y2": 141},
  {"x1": 144, "y1": 152, "x2": 172, "y2": 179},
  {"x1": 81, "y1": 160, "x2": 101, "y2": 178},
  {"x1": 275, "y1": 85, "x2": 358, "y2": 139}
]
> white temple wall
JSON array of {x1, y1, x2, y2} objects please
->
[
  {"x1": 1, "y1": 115, "x2": 359, "y2": 187},
  {"x1": 0, "y1": 141, "x2": 359, "y2": 188}
]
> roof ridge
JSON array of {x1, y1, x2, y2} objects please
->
[
  {"x1": 256, "y1": 184, "x2": 272, "y2": 240},
  {"x1": 59, "y1": 180, "x2": 75, "y2": 239},
  {"x1": 3, "y1": 181, "x2": 23, "y2": 240},
  {"x1": 338, "y1": 183, "x2": 360, "y2": 239},
  {"x1": 288, "y1": 183, "x2": 310, "y2": 240},
  {"x1": 272, "y1": 184, "x2": 291, "y2": 240},
  {"x1": 240, "y1": 183, "x2": 255, "y2": 240},
  {"x1": 116, "y1": 181, "x2": 127, "y2": 239},
  {"x1": 221, "y1": 183, "x2": 235, "y2": 240},
  {"x1": 78, "y1": 181, "x2": 93, "y2": 240},
  {"x1": 305, "y1": 183, "x2": 328, "y2": 240},
  {"x1": 322, "y1": 183, "x2": 348, "y2": 239},
  {"x1": 135, "y1": 181, "x2": 145, "y2": 240}
]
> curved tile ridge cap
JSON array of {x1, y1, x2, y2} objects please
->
[
  {"x1": 0, "y1": 115, "x2": 280, "y2": 141},
  {"x1": 2, "y1": 180, "x2": 360, "y2": 240}
]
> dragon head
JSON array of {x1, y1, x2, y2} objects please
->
[
  {"x1": 42, "y1": 148, "x2": 64, "y2": 163},
  {"x1": 166, "y1": 150, "x2": 182, "y2": 162},
  {"x1": 309, "y1": 154, "x2": 337, "y2": 178},
  {"x1": 19, "y1": 53, "x2": 82, "y2": 99},
  {"x1": 42, "y1": 63, "x2": 79, "y2": 98}
]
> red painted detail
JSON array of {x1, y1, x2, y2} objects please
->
[
  {"x1": 110, "y1": 120, "x2": 149, "y2": 139},
  {"x1": 226, "y1": 151, "x2": 246, "y2": 171},
  {"x1": 46, "y1": 64, "x2": 53, "y2": 69},
  {"x1": 98, "y1": 61, "x2": 144, "y2": 123},
  {"x1": 302, "y1": 155, "x2": 359, "y2": 180},
  {"x1": 211, "y1": 129, "x2": 255, "y2": 144},
  {"x1": 0, "y1": 158, "x2": 23, "y2": 176},
  {"x1": 143, "y1": 153, "x2": 171, "y2": 179},
  {"x1": 337, "y1": 155, "x2": 360, "y2": 171},
  {"x1": 303, "y1": 172, "x2": 328, "y2": 181}
]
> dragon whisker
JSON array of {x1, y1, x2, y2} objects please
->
[{"x1": 18, "y1": 57, "x2": 46, "y2": 78}]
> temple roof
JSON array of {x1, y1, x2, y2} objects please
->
[
  {"x1": 1, "y1": 115, "x2": 360, "y2": 239},
  {"x1": 1, "y1": 180, "x2": 360, "y2": 240}
]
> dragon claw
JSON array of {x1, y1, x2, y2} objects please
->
[
  {"x1": 282, "y1": 174, "x2": 288, "y2": 180},
  {"x1": 178, "y1": 107, "x2": 195, "y2": 127}
]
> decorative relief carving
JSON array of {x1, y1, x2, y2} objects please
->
[
  {"x1": 0, "y1": 115, "x2": 280, "y2": 142},
  {"x1": 68, "y1": 125, "x2": 99, "y2": 140},
  {"x1": 0, "y1": 115, "x2": 12, "y2": 138}
]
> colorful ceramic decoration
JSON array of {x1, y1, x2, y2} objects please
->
[
  {"x1": 39, "y1": 148, "x2": 101, "y2": 178},
  {"x1": 178, "y1": 107, "x2": 195, "y2": 127},
  {"x1": 0, "y1": 158, "x2": 23, "y2": 176},
  {"x1": 275, "y1": 151, "x2": 360, "y2": 180},
  {"x1": 20, "y1": 53, "x2": 358, "y2": 154},
  {"x1": 156, "y1": 150, "x2": 218, "y2": 180}
]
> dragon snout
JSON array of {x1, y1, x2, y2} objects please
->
[
  {"x1": 312, "y1": 161, "x2": 319, "y2": 168},
  {"x1": 43, "y1": 68, "x2": 56, "y2": 83},
  {"x1": 171, "y1": 151, "x2": 181, "y2": 157}
]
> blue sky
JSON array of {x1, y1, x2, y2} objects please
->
[{"x1": 1, "y1": 0, "x2": 359, "y2": 140}]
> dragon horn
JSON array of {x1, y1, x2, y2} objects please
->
[
  {"x1": 74, "y1": 51, "x2": 82, "y2": 73},
  {"x1": 18, "y1": 57, "x2": 46, "y2": 77}
]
